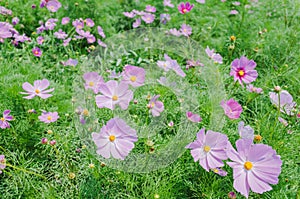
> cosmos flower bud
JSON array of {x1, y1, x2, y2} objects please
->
[{"x1": 41, "y1": 138, "x2": 48, "y2": 144}]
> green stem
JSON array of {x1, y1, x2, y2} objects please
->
[{"x1": 5, "y1": 163, "x2": 46, "y2": 179}]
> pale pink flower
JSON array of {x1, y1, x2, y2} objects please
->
[{"x1": 20, "y1": 79, "x2": 54, "y2": 99}]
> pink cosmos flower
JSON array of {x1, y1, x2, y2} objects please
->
[
  {"x1": 160, "y1": 14, "x2": 171, "y2": 24},
  {"x1": 157, "y1": 54, "x2": 186, "y2": 77},
  {"x1": 62, "y1": 58, "x2": 78, "y2": 67},
  {"x1": 95, "y1": 80, "x2": 133, "y2": 110},
  {"x1": 142, "y1": 13, "x2": 155, "y2": 24},
  {"x1": 63, "y1": 38, "x2": 71, "y2": 46},
  {"x1": 196, "y1": 0, "x2": 205, "y2": 4},
  {"x1": 178, "y1": 2, "x2": 194, "y2": 14},
  {"x1": 83, "y1": 72, "x2": 104, "y2": 94},
  {"x1": 278, "y1": 117, "x2": 288, "y2": 126},
  {"x1": 20, "y1": 79, "x2": 54, "y2": 99},
  {"x1": 227, "y1": 139, "x2": 282, "y2": 198},
  {"x1": 45, "y1": 18, "x2": 58, "y2": 30},
  {"x1": 232, "y1": 1, "x2": 241, "y2": 6},
  {"x1": 180, "y1": 24, "x2": 192, "y2": 37},
  {"x1": 92, "y1": 118, "x2": 138, "y2": 160},
  {"x1": 121, "y1": 65, "x2": 145, "y2": 87},
  {"x1": 12, "y1": 17, "x2": 19, "y2": 25},
  {"x1": 145, "y1": 5, "x2": 156, "y2": 13},
  {"x1": 0, "y1": 110, "x2": 13, "y2": 129},
  {"x1": 85, "y1": 18, "x2": 94, "y2": 27},
  {"x1": 132, "y1": 10, "x2": 146, "y2": 16},
  {"x1": 38, "y1": 111, "x2": 59, "y2": 123},
  {"x1": 0, "y1": 22, "x2": 13, "y2": 39},
  {"x1": 37, "y1": 36, "x2": 44, "y2": 45},
  {"x1": 164, "y1": 0, "x2": 174, "y2": 7},
  {"x1": 0, "y1": 155, "x2": 6, "y2": 174},
  {"x1": 0, "y1": 6, "x2": 12, "y2": 15},
  {"x1": 133, "y1": 18, "x2": 141, "y2": 28},
  {"x1": 186, "y1": 128, "x2": 229, "y2": 172},
  {"x1": 205, "y1": 46, "x2": 223, "y2": 64},
  {"x1": 168, "y1": 28, "x2": 182, "y2": 37},
  {"x1": 87, "y1": 35, "x2": 96, "y2": 43},
  {"x1": 230, "y1": 56, "x2": 258, "y2": 86},
  {"x1": 220, "y1": 98, "x2": 243, "y2": 119},
  {"x1": 238, "y1": 121, "x2": 254, "y2": 140},
  {"x1": 97, "y1": 39, "x2": 107, "y2": 48},
  {"x1": 97, "y1": 26, "x2": 106, "y2": 38},
  {"x1": 54, "y1": 29, "x2": 68, "y2": 39},
  {"x1": 123, "y1": 11, "x2": 136, "y2": 18},
  {"x1": 186, "y1": 60, "x2": 204, "y2": 69},
  {"x1": 72, "y1": 19, "x2": 84, "y2": 29},
  {"x1": 186, "y1": 111, "x2": 202, "y2": 123},
  {"x1": 211, "y1": 167, "x2": 227, "y2": 176},
  {"x1": 269, "y1": 90, "x2": 297, "y2": 115},
  {"x1": 246, "y1": 84, "x2": 263, "y2": 94},
  {"x1": 147, "y1": 95, "x2": 164, "y2": 117},
  {"x1": 32, "y1": 47, "x2": 42, "y2": 57},
  {"x1": 230, "y1": 10, "x2": 239, "y2": 15},
  {"x1": 61, "y1": 17, "x2": 70, "y2": 25},
  {"x1": 46, "y1": 0, "x2": 61, "y2": 12}
]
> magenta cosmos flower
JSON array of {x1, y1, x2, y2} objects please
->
[
  {"x1": 32, "y1": 47, "x2": 42, "y2": 57},
  {"x1": 95, "y1": 80, "x2": 133, "y2": 110},
  {"x1": 38, "y1": 111, "x2": 59, "y2": 123},
  {"x1": 178, "y1": 2, "x2": 194, "y2": 14},
  {"x1": 220, "y1": 98, "x2": 243, "y2": 119},
  {"x1": 121, "y1": 65, "x2": 145, "y2": 87},
  {"x1": 92, "y1": 118, "x2": 138, "y2": 160},
  {"x1": 20, "y1": 79, "x2": 54, "y2": 99},
  {"x1": 0, "y1": 110, "x2": 13, "y2": 129},
  {"x1": 269, "y1": 90, "x2": 297, "y2": 115},
  {"x1": 230, "y1": 56, "x2": 258, "y2": 86},
  {"x1": 186, "y1": 111, "x2": 202, "y2": 123},
  {"x1": 46, "y1": 0, "x2": 61, "y2": 12},
  {"x1": 147, "y1": 95, "x2": 164, "y2": 117},
  {"x1": 0, "y1": 155, "x2": 6, "y2": 174},
  {"x1": 83, "y1": 72, "x2": 104, "y2": 94},
  {"x1": 186, "y1": 128, "x2": 229, "y2": 172},
  {"x1": 227, "y1": 139, "x2": 282, "y2": 198}
]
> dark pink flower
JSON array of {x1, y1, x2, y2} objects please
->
[
  {"x1": 95, "y1": 80, "x2": 133, "y2": 110},
  {"x1": 32, "y1": 47, "x2": 42, "y2": 57},
  {"x1": 230, "y1": 56, "x2": 258, "y2": 86},
  {"x1": 41, "y1": 138, "x2": 48, "y2": 144},
  {"x1": 0, "y1": 110, "x2": 13, "y2": 129},
  {"x1": 186, "y1": 128, "x2": 229, "y2": 171},
  {"x1": 147, "y1": 95, "x2": 164, "y2": 117},
  {"x1": 20, "y1": 79, "x2": 54, "y2": 99},
  {"x1": 92, "y1": 118, "x2": 138, "y2": 160},
  {"x1": 121, "y1": 65, "x2": 145, "y2": 87},
  {"x1": 38, "y1": 111, "x2": 59, "y2": 123},
  {"x1": 220, "y1": 98, "x2": 243, "y2": 119},
  {"x1": 186, "y1": 111, "x2": 202, "y2": 123},
  {"x1": 178, "y1": 2, "x2": 194, "y2": 14}
]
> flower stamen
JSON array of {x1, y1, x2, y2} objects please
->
[{"x1": 244, "y1": 161, "x2": 253, "y2": 170}]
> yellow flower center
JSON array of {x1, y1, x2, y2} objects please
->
[
  {"x1": 130, "y1": 76, "x2": 137, "y2": 82},
  {"x1": 204, "y1": 145, "x2": 211, "y2": 152},
  {"x1": 0, "y1": 117, "x2": 4, "y2": 121},
  {"x1": 112, "y1": 95, "x2": 118, "y2": 101},
  {"x1": 151, "y1": 102, "x2": 155, "y2": 107},
  {"x1": 244, "y1": 161, "x2": 253, "y2": 170},
  {"x1": 238, "y1": 70, "x2": 245, "y2": 77},
  {"x1": 109, "y1": 135, "x2": 116, "y2": 142},
  {"x1": 47, "y1": 116, "x2": 52, "y2": 121},
  {"x1": 183, "y1": 8, "x2": 187, "y2": 13},
  {"x1": 34, "y1": 51, "x2": 39, "y2": 55},
  {"x1": 212, "y1": 168, "x2": 219, "y2": 173},
  {"x1": 83, "y1": 109, "x2": 89, "y2": 116},
  {"x1": 254, "y1": 135, "x2": 262, "y2": 142},
  {"x1": 35, "y1": 89, "x2": 40, "y2": 94},
  {"x1": 0, "y1": 159, "x2": 5, "y2": 164},
  {"x1": 89, "y1": 82, "x2": 94, "y2": 86}
]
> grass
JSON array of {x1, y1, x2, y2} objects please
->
[{"x1": 0, "y1": 0, "x2": 299, "y2": 198}]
